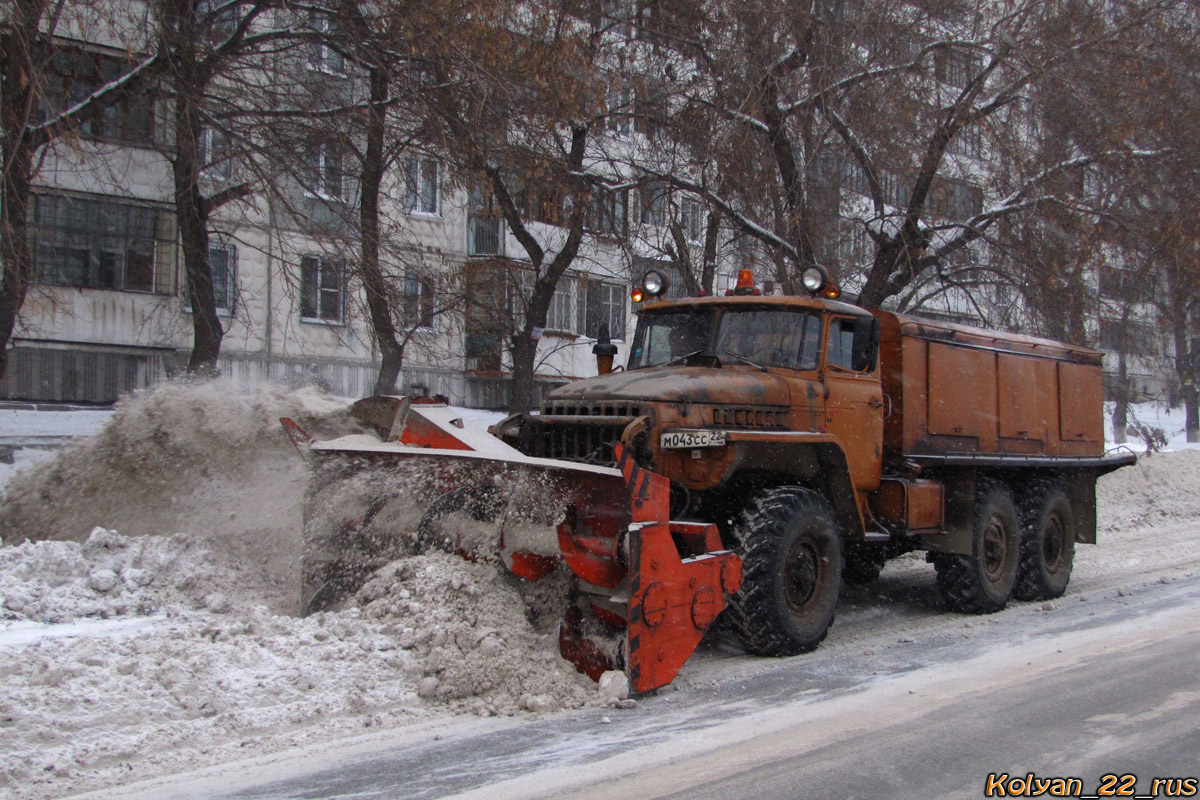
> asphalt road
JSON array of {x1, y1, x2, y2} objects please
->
[{"x1": 90, "y1": 570, "x2": 1200, "y2": 800}]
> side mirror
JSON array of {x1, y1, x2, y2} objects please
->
[{"x1": 851, "y1": 316, "x2": 879, "y2": 372}]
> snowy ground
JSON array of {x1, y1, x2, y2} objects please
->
[{"x1": 0, "y1": 386, "x2": 1197, "y2": 800}]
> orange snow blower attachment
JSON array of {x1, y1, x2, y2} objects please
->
[
  {"x1": 282, "y1": 396, "x2": 741, "y2": 693},
  {"x1": 556, "y1": 445, "x2": 741, "y2": 691}
]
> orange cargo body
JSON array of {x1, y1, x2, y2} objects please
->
[{"x1": 876, "y1": 312, "x2": 1105, "y2": 461}]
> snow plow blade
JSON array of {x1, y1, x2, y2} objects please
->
[{"x1": 283, "y1": 395, "x2": 741, "y2": 693}]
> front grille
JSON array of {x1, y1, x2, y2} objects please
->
[
  {"x1": 711, "y1": 406, "x2": 788, "y2": 429},
  {"x1": 542, "y1": 400, "x2": 642, "y2": 418},
  {"x1": 539, "y1": 400, "x2": 642, "y2": 463}
]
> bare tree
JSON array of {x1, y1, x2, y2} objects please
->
[{"x1": 421, "y1": 2, "x2": 618, "y2": 413}]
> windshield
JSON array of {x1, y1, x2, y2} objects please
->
[
  {"x1": 629, "y1": 308, "x2": 716, "y2": 368},
  {"x1": 629, "y1": 307, "x2": 822, "y2": 371}
]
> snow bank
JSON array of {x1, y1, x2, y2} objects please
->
[
  {"x1": 1096, "y1": 449, "x2": 1200, "y2": 533},
  {"x1": 0, "y1": 382, "x2": 601, "y2": 800},
  {"x1": 0, "y1": 380, "x2": 358, "y2": 613}
]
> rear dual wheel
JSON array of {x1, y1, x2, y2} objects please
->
[
  {"x1": 1014, "y1": 483, "x2": 1075, "y2": 601},
  {"x1": 935, "y1": 478, "x2": 1020, "y2": 614}
]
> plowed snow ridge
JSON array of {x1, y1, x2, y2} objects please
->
[{"x1": 0, "y1": 382, "x2": 1196, "y2": 800}]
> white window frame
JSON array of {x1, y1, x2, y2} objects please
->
[
  {"x1": 405, "y1": 157, "x2": 441, "y2": 216},
  {"x1": 680, "y1": 198, "x2": 704, "y2": 242},
  {"x1": 304, "y1": 143, "x2": 344, "y2": 202},
  {"x1": 608, "y1": 83, "x2": 634, "y2": 139},
  {"x1": 300, "y1": 254, "x2": 345, "y2": 324},
  {"x1": 547, "y1": 276, "x2": 577, "y2": 334}
]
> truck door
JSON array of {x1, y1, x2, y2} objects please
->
[{"x1": 823, "y1": 315, "x2": 884, "y2": 492}]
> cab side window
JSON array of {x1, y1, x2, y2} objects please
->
[{"x1": 826, "y1": 318, "x2": 857, "y2": 370}]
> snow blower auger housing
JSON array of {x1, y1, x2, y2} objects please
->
[{"x1": 282, "y1": 395, "x2": 742, "y2": 694}]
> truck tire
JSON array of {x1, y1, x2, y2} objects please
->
[
  {"x1": 1013, "y1": 483, "x2": 1075, "y2": 601},
  {"x1": 935, "y1": 478, "x2": 1020, "y2": 614},
  {"x1": 726, "y1": 486, "x2": 843, "y2": 656}
]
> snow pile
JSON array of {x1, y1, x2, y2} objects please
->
[
  {"x1": 0, "y1": 527, "x2": 244, "y2": 623},
  {"x1": 0, "y1": 380, "x2": 360, "y2": 613},
  {"x1": 1096, "y1": 449, "x2": 1200, "y2": 533},
  {"x1": 0, "y1": 382, "x2": 604, "y2": 800},
  {"x1": 358, "y1": 554, "x2": 590, "y2": 711}
]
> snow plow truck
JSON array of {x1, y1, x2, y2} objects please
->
[{"x1": 283, "y1": 265, "x2": 1135, "y2": 694}]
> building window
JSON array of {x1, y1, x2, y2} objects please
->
[
  {"x1": 935, "y1": 48, "x2": 981, "y2": 90},
  {"x1": 405, "y1": 158, "x2": 441, "y2": 215},
  {"x1": 184, "y1": 243, "x2": 237, "y2": 314},
  {"x1": 679, "y1": 198, "x2": 704, "y2": 241},
  {"x1": 32, "y1": 194, "x2": 175, "y2": 293},
  {"x1": 585, "y1": 280, "x2": 626, "y2": 340},
  {"x1": 300, "y1": 255, "x2": 344, "y2": 323},
  {"x1": 403, "y1": 270, "x2": 436, "y2": 329},
  {"x1": 41, "y1": 50, "x2": 154, "y2": 145},
  {"x1": 547, "y1": 277, "x2": 577, "y2": 333},
  {"x1": 637, "y1": 181, "x2": 668, "y2": 227},
  {"x1": 608, "y1": 82, "x2": 634, "y2": 139},
  {"x1": 209, "y1": 243, "x2": 237, "y2": 312},
  {"x1": 947, "y1": 124, "x2": 982, "y2": 159},
  {"x1": 586, "y1": 188, "x2": 627, "y2": 238},
  {"x1": 304, "y1": 144, "x2": 343, "y2": 201},
  {"x1": 467, "y1": 184, "x2": 504, "y2": 256},
  {"x1": 196, "y1": 0, "x2": 241, "y2": 40},
  {"x1": 306, "y1": 13, "x2": 345, "y2": 74},
  {"x1": 199, "y1": 126, "x2": 232, "y2": 179}
]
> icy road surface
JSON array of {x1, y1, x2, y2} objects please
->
[{"x1": 90, "y1": 575, "x2": 1200, "y2": 800}]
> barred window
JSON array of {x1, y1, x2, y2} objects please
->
[
  {"x1": 32, "y1": 194, "x2": 175, "y2": 293},
  {"x1": 300, "y1": 255, "x2": 344, "y2": 323}
]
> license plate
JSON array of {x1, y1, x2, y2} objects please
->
[{"x1": 660, "y1": 429, "x2": 727, "y2": 449}]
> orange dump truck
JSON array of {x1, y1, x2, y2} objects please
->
[{"x1": 291, "y1": 266, "x2": 1134, "y2": 692}]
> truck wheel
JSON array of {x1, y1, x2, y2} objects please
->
[
  {"x1": 1013, "y1": 484, "x2": 1074, "y2": 601},
  {"x1": 935, "y1": 478, "x2": 1020, "y2": 614},
  {"x1": 843, "y1": 543, "x2": 886, "y2": 585},
  {"x1": 726, "y1": 487, "x2": 843, "y2": 656}
]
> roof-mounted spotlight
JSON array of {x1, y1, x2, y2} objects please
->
[
  {"x1": 633, "y1": 269, "x2": 670, "y2": 304},
  {"x1": 801, "y1": 264, "x2": 841, "y2": 299}
]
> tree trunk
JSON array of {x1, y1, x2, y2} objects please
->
[
  {"x1": 510, "y1": 330, "x2": 539, "y2": 415},
  {"x1": 1113, "y1": 351, "x2": 1129, "y2": 445},
  {"x1": 1173, "y1": 321, "x2": 1198, "y2": 443},
  {"x1": 164, "y1": 2, "x2": 224, "y2": 377},
  {"x1": 175, "y1": 90, "x2": 224, "y2": 376},
  {"x1": 359, "y1": 67, "x2": 406, "y2": 396}
]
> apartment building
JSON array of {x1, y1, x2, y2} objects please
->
[{"x1": 1, "y1": 13, "x2": 635, "y2": 408}]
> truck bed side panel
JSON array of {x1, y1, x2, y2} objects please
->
[{"x1": 875, "y1": 311, "x2": 1105, "y2": 461}]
